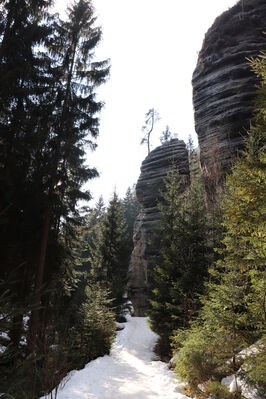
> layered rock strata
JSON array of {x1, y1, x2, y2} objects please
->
[
  {"x1": 192, "y1": 0, "x2": 266, "y2": 204},
  {"x1": 128, "y1": 139, "x2": 189, "y2": 316}
]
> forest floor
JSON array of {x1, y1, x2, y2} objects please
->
[{"x1": 45, "y1": 316, "x2": 192, "y2": 399}]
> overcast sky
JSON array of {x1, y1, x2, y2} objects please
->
[{"x1": 54, "y1": 0, "x2": 238, "y2": 205}]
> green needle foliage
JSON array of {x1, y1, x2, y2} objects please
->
[
  {"x1": 148, "y1": 161, "x2": 208, "y2": 354},
  {"x1": 123, "y1": 185, "x2": 140, "y2": 250},
  {"x1": 0, "y1": 1, "x2": 114, "y2": 396},
  {"x1": 172, "y1": 53, "x2": 266, "y2": 397},
  {"x1": 89, "y1": 192, "x2": 131, "y2": 318},
  {"x1": 69, "y1": 283, "x2": 116, "y2": 367}
]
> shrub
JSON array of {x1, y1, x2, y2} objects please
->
[
  {"x1": 172, "y1": 327, "x2": 219, "y2": 391},
  {"x1": 205, "y1": 380, "x2": 242, "y2": 399},
  {"x1": 239, "y1": 339, "x2": 266, "y2": 398}
]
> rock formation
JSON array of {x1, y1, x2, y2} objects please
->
[
  {"x1": 128, "y1": 139, "x2": 189, "y2": 316},
  {"x1": 192, "y1": 0, "x2": 266, "y2": 204}
]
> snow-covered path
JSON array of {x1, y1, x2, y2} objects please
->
[{"x1": 48, "y1": 316, "x2": 191, "y2": 399}]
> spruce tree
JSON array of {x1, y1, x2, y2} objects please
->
[
  {"x1": 0, "y1": 0, "x2": 113, "y2": 393},
  {"x1": 69, "y1": 196, "x2": 107, "y2": 316},
  {"x1": 0, "y1": 0, "x2": 55, "y2": 354},
  {"x1": 172, "y1": 54, "x2": 266, "y2": 395},
  {"x1": 220, "y1": 53, "x2": 266, "y2": 334},
  {"x1": 28, "y1": 0, "x2": 110, "y2": 350},
  {"x1": 160, "y1": 125, "x2": 173, "y2": 144},
  {"x1": 71, "y1": 283, "x2": 116, "y2": 365},
  {"x1": 80, "y1": 196, "x2": 106, "y2": 270},
  {"x1": 123, "y1": 186, "x2": 140, "y2": 250},
  {"x1": 90, "y1": 192, "x2": 131, "y2": 318},
  {"x1": 148, "y1": 163, "x2": 208, "y2": 353}
]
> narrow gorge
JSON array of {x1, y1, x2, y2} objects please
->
[{"x1": 129, "y1": 0, "x2": 266, "y2": 316}]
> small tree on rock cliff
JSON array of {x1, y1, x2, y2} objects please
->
[
  {"x1": 141, "y1": 108, "x2": 160, "y2": 154},
  {"x1": 160, "y1": 125, "x2": 173, "y2": 144}
]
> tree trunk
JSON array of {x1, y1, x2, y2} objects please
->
[{"x1": 28, "y1": 29, "x2": 78, "y2": 353}]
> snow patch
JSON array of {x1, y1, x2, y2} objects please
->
[
  {"x1": 221, "y1": 374, "x2": 262, "y2": 399},
  {"x1": 41, "y1": 316, "x2": 191, "y2": 399}
]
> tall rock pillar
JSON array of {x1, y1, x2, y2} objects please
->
[
  {"x1": 192, "y1": 0, "x2": 266, "y2": 204},
  {"x1": 128, "y1": 139, "x2": 190, "y2": 316}
]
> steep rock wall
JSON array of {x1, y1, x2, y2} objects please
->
[
  {"x1": 128, "y1": 139, "x2": 189, "y2": 316},
  {"x1": 192, "y1": 0, "x2": 266, "y2": 203}
]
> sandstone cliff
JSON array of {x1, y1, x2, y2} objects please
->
[
  {"x1": 128, "y1": 139, "x2": 189, "y2": 316},
  {"x1": 192, "y1": 0, "x2": 266, "y2": 203}
]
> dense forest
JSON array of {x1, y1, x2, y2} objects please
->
[
  {"x1": 0, "y1": 0, "x2": 265, "y2": 399},
  {"x1": 0, "y1": 0, "x2": 138, "y2": 396}
]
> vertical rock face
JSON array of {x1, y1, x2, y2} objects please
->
[
  {"x1": 192, "y1": 0, "x2": 266, "y2": 203},
  {"x1": 128, "y1": 139, "x2": 189, "y2": 316}
]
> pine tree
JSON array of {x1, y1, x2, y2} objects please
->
[
  {"x1": 141, "y1": 108, "x2": 160, "y2": 154},
  {"x1": 90, "y1": 192, "x2": 131, "y2": 318}
]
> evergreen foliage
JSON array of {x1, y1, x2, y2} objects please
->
[
  {"x1": 160, "y1": 125, "x2": 173, "y2": 144},
  {"x1": 26, "y1": 0, "x2": 110, "y2": 352},
  {"x1": 172, "y1": 53, "x2": 266, "y2": 397},
  {"x1": 123, "y1": 185, "x2": 140, "y2": 250},
  {"x1": 79, "y1": 195, "x2": 106, "y2": 274},
  {"x1": 72, "y1": 283, "x2": 116, "y2": 363},
  {"x1": 205, "y1": 381, "x2": 239, "y2": 399},
  {"x1": 0, "y1": 1, "x2": 114, "y2": 397},
  {"x1": 0, "y1": 0, "x2": 55, "y2": 357},
  {"x1": 239, "y1": 337, "x2": 266, "y2": 397},
  {"x1": 89, "y1": 192, "x2": 131, "y2": 318},
  {"x1": 1, "y1": 1, "x2": 265, "y2": 397},
  {"x1": 141, "y1": 108, "x2": 160, "y2": 154},
  {"x1": 148, "y1": 159, "x2": 208, "y2": 353}
]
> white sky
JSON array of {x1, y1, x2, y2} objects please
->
[{"x1": 54, "y1": 0, "x2": 238, "y2": 205}]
